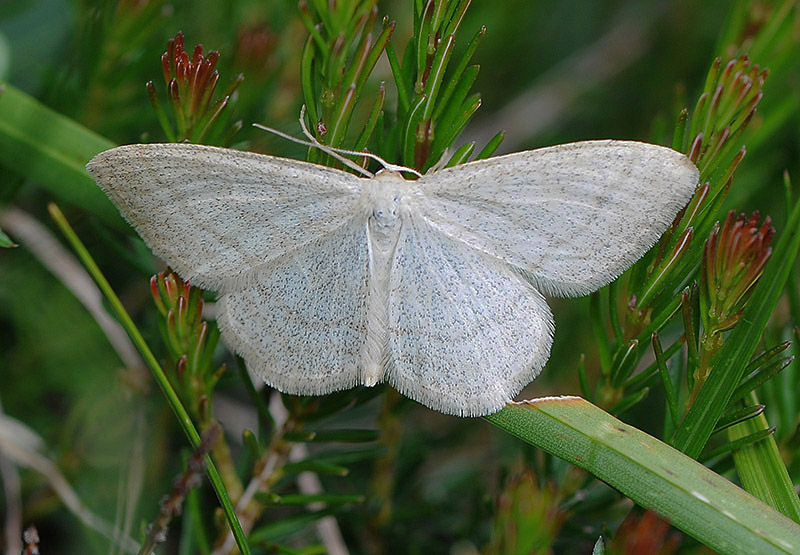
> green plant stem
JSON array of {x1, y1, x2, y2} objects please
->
[
  {"x1": 201, "y1": 419, "x2": 244, "y2": 503},
  {"x1": 589, "y1": 292, "x2": 612, "y2": 376},
  {"x1": 687, "y1": 331, "x2": 723, "y2": 408},
  {"x1": 48, "y1": 203, "x2": 251, "y2": 555},
  {"x1": 673, "y1": 195, "x2": 800, "y2": 458}
]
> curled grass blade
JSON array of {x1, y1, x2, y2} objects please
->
[{"x1": 485, "y1": 397, "x2": 800, "y2": 554}]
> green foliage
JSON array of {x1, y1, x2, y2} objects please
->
[
  {"x1": 0, "y1": 83, "x2": 119, "y2": 226},
  {"x1": 147, "y1": 31, "x2": 244, "y2": 144},
  {"x1": 1, "y1": 0, "x2": 800, "y2": 553},
  {"x1": 0, "y1": 226, "x2": 14, "y2": 247}
]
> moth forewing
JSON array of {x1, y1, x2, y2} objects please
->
[{"x1": 416, "y1": 140, "x2": 699, "y2": 298}]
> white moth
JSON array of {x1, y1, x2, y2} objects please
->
[{"x1": 86, "y1": 141, "x2": 698, "y2": 417}]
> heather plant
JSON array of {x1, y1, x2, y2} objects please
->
[{"x1": 1, "y1": 1, "x2": 800, "y2": 553}]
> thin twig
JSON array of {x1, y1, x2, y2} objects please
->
[
  {"x1": 213, "y1": 392, "x2": 349, "y2": 554},
  {"x1": 212, "y1": 393, "x2": 291, "y2": 554},
  {"x1": 140, "y1": 425, "x2": 220, "y2": 555}
]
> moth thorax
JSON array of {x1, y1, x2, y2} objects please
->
[{"x1": 365, "y1": 177, "x2": 407, "y2": 254}]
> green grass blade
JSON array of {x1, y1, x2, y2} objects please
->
[
  {"x1": 589, "y1": 292, "x2": 612, "y2": 375},
  {"x1": 282, "y1": 460, "x2": 349, "y2": 476},
  {"x1": 673, "y1": 195, "x2": 800, "y2": 458},
  {"x1": 0, "y1": 83, "x2": 123, "y2": 228},
  {"x1": 386, "y1": 39, "x2": 410, "y2": 115},
  {"x1": 653, "y1": 332, "x2": 679, "y2": 429},
  {"x1": 485, "y1": 398, "x2": 800, "y2": 554},
  {"x1": 715, "y1": 404, "x2": 765, "y2": 433},
  {"x1": 474, "y1": 129, "x2": 504, "y2": 160},
  {"x1": 728, "y1": 392, "x2": 800, "y2": 522},
  {"x1": 445, "y1": 141, "x2": 474, "y2": 167},
  {"x1": 47, "y1": 204, "x2": 251, "y2": 555},
  {"x1": 249, "y1": 508, "x2": 337, "y2": 543}
]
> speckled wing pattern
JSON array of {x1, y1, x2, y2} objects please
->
[
  {"x1": 417, "y1": 140, "x2": 699, "y2": 297},
  {"x1": 87, "y1": 143, "x2": 369, "y2": 395},
  {"x1": 382, "y1": 140, "x2": 697, "y2": 415},
  {"x1": 386, "y1": 213, "x2": 554, "y2": 416},
  {"x1": 216, "y1": 215, "x2": 369, "y2": 394},
  {"x1": 86, "y1": 144, "x2": 363, "y2": 291}
]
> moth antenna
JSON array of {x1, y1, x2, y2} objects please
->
[
  {"x1": 252, "y1": 122, "x2": 374, "y2": 178},
  {"x1": 297, "y1": 105, "x2": 317, "y2": 142},
  {"x1": 254, "y1": 107, "x2": 422, "y2": 179},
  {"x1": 298, "y1": 106, "x2": 422, "y2": 178}
]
